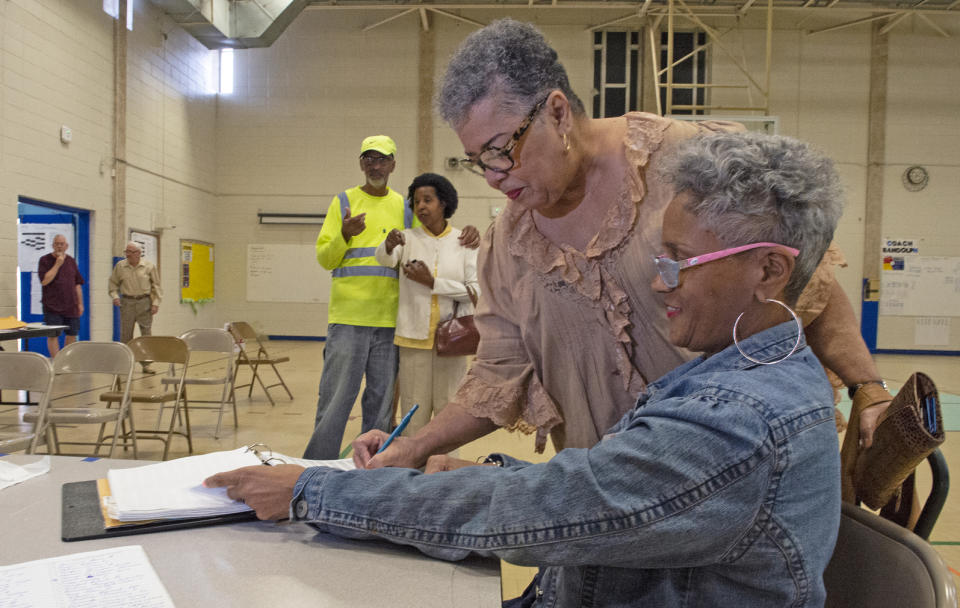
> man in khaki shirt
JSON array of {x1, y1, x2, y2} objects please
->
[{"x1": 108, "y1": 241, "x2": 162, "y2": 372}]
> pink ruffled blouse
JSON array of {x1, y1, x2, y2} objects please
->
[{"x1": 453, "y1": 112, "x2": 839, "y2": 453}]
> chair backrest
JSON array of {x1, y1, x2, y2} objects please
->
[
  {"x1": 54, "y1": 341, "x2": 135, "y2": 376},
  {"x1": 824, "y1": 501, "x2": 958, "y2": 608},
  {"x1": 915, "y1": 448, "x2": 950, "y2": 541},
  {"x1": 127, "y1": 336, "x2": 190, "y2": 365},
  {"x1": 180, "y1": 328, "x2": 234, "y2": 354},
  {"x1": 0, "y1": 351, "x2": 54, "y2": 393},
  {"x1": 228, "y1": 321, "x2": 259, "y2": 343}
]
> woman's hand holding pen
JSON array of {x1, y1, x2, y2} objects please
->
[
  {"x1": 384, "y1": 229, "x2": 405, "y2": 254},
  {"x1": 203, "y1": 464, "x2": 305, "y2": 521},
  {"x1": 352, "y1": 431, "x2": 424, "y2": 470}
]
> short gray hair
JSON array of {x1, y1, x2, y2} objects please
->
[
  {"x1": 437, "y1": 19, "x2": 585, "y2": 129},
  {"x1": 660, "y1": 132, "x2": 844, "y2": 303}
]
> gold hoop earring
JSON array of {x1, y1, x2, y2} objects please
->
[
  {"x1": 561, "y1": 133, "x2": 570, "y2": 153},
  {"x1": 732, "y1": 298, "x2": 802, "y2": 365}
]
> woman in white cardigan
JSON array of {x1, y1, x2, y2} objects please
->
[{"x1": 376, "y1": 173, "x2": 480, "y2": 437}]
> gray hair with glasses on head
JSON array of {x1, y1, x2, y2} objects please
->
[
  {"x1": 436, "y1": 18, "x2": 585, "y2": 129},
  {"x1": 660, "y1": 131, "x2": 844, "y2": 304}
]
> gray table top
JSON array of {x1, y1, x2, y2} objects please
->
[
  {"x1": 0, "y1": 455, "x2": 501, "y2": 608},
  {"x1": 0, "y1": 325, "x2": 67, "y2": 341}
]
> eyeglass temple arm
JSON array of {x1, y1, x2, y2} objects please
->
[{"x1": 679, "y1": 242, "x2": 799, "y2": 270}]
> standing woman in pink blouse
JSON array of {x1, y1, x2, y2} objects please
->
[
  {"x1": 376, "y1": 173, "x2": 480, "y2": 439},
  {"x1": 354, "y1": 18, "x2": 892, "y2": 472}
]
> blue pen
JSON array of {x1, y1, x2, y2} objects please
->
[
  {"x1": 925, "y1": 396, "x2": 938, "y2": 434},
  {"x1": 377, "y1": 404, "x2": 419, "y2": 454}
]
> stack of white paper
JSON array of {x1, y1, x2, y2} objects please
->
[
  {"x1": 106, "y1": 447, "x2": 354, "y2": 521},
  {"x1": 0, "y1": 545, "x2": 174, "y2": 608}
]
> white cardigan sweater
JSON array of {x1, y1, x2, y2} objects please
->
[{"x1": 375, "y1": 225, "x2": 480, "y2": 341}]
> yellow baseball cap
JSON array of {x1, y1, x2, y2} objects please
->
[{"x1": 360, "y1": 135, "x2": 396, "y2": 158}]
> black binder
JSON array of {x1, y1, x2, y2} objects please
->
[{"x1": 61, "y1": 480, "x2": 257, "y2": 542}]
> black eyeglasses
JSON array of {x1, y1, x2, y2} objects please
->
[
  {"x1": 462, "y1": 97, "x2": 547, "y2": 175},
  {"x1": 360, "y1": 154, "x2": 393, "y2": 166}
]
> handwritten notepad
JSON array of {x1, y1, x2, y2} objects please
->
[
  {"x1": 105, "y1": 447, "x2": 354, "y2": 522},
  {"x1": 0, "y1": 545, "x2": 174, "y2": 608}
]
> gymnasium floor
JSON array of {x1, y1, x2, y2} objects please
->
[{"x1": 2, "y1": 339, "x2": 958, "y2": 599}]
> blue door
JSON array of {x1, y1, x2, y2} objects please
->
[{"x1": 18, "y1": 199, "x2": 91, "y2": 354}]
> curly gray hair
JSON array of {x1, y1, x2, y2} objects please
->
[
  {"x1": 660, "y1": 132, "x2": 844, "y2": 303},
  {"x1": 436, "y1": 19, "x2": 585, "y2": 129}
]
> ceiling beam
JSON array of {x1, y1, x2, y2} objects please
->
[
  {"x1": 361, "y1": 7, "x2": 416, "y2": 31},
  {"x1": 917, "y1": 10, "x2": 952, "y2": 35},
  {"x1": 878, "y1": 10, "x2": 909, "y2": 34},
  {"x1": 426, "y1": 8, "x2": 484, "y2": 27},
  {"x1": 304, "y1": 2, "x2": 960, "y2": 16},
  {"x1": 806, "y1": 12, "x2": 897, "y2": 36}
]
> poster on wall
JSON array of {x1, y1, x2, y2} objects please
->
[
  {"x1": 881, "y1": 237, "x2": 920, "y2": 273},
  {"x1": 18, "y1": 223, "x2": 77, "y2": 315},
  {"x1": 129, "y1": 229, "x2": 160, "y2": 268},
  {"x1": 180, "y1": 240, "x2": 214, "y2": 308}
]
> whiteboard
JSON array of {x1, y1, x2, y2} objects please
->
[
  {"x1": 879, "y1": 256, "x2": 960, "y2": 317},
  {"x1": 246, "y1": 244, "x2": 331, "y2": 303}
]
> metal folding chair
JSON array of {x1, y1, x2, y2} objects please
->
[
  {"x1": 23, "y1": 342, "x2": 136, "y2": 458},
  {"x1": 0, "y1": 352, "x2": 54, "y2": 454},
  {"x1": 160, "y1": 328, "x2": 237, "y2": 439},
  {"x1": 99, "y1": 336, "x2": 190, "y2": 460},
  {"x1": 825, "y1": 501, "x2": 958, "y2": 607},
  {"x1": 228, "y1": 322, "x2": 292, "y2": 406}
]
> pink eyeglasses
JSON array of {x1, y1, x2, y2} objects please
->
[{"x1": 653, "y1": 242, "x2": 800, "y2": 289}]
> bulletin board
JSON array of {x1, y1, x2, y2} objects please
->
[
  {"x1": 180, "y1": 239, "x2": 214, "y2": 303},
  {"x1": 869, "y1": 236, "x2": 960, "y2": 354}
]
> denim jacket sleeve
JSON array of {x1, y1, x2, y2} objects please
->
[{"x1": 290, "y1": 390, "x2": 776, "y2": 568}]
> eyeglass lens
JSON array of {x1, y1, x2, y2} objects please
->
[
  {"x1": 361, "y1": 154, "x2": 391, "y2": 165},
  {"x1": 467, "y1": 96, "x2": 547, "y2": 174},
  {"x1": 653, "y1": 256, "x2": 680, "y2": 288}
]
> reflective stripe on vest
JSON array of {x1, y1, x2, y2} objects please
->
[
  {"x1": 335, "y1": 190, "x2": 411, "y2": 270},
  {"x1": 342, "y1": 247, "x2": 377, "y2": 259},
  {"x1": 331, "y1": 266, "x2": 399, "y2": 279},
  {"x1": 337, "y1": 190, "x2": 412, "y2": 234}
]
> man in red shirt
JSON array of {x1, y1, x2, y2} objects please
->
[{"x1": 37, "y1": 234, "x2": 85, "y2": 357}]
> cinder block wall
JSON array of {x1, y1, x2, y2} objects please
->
[{"x1": 2, "y1": 3, "x2": 958, "y2": 346}]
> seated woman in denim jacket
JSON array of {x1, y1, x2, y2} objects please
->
[{"x1": 206, "y1": 132, "x2": 843, "y2": 607}]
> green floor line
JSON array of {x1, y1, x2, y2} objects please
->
[
  {"x1": 339, "y1": 443, "x2": 353, "y2": 459},
  {"x1": 930, "y1": 541, "x2": 960, "y2": 546}
]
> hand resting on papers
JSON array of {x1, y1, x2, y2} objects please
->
[{"x1": 204, "y1": 464, "x2": 305, "y2": 521}]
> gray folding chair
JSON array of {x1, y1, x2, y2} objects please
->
[
  {"x1": 824, "y1": 501, "x2": 958, "y2": 608},
  {"x1": 228, "y1": 321, "x2": 292, "y2": 406},
  {"x1": 99, "y1": 336, "x2": 190, "y2": 460},
  {"x1": 160, "y1": 328, "x2": 237, "y2": 439},
  {"x1": 0, "y1": 352, "x2": 54, "y2": 454},
  {"x1": 23, "y1": 342, "x2": 136, "y2": 458}
]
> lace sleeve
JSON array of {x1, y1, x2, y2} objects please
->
[{"x1": 452, "y1": 222, "x2": 564, "y2": 452}]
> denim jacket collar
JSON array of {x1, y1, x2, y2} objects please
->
[{"x1": 643, "y1": 320, "x2": 806, "y2": 402}]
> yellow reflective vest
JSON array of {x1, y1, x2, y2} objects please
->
[{"x1": 316, "y1": 186, "x2": 416, "y2": 327}]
